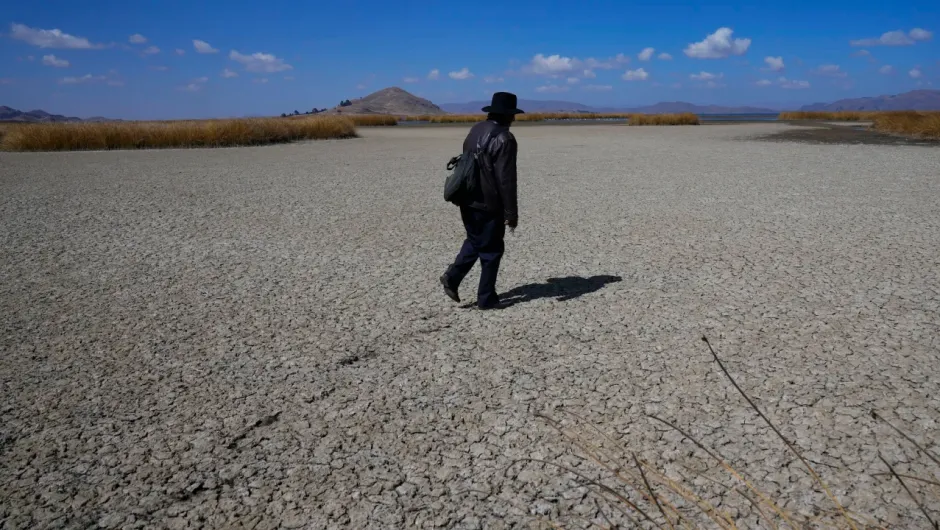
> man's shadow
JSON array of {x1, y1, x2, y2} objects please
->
[{"x1": 500, "y1": 275, "x2": 622, "y2": 306}]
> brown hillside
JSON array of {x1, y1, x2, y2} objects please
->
[{"x1": 325, "y1": 87, "x2": 447, "y2": 116}]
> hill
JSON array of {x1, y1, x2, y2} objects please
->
[
  {"x1": 800, "y1": 89, "x2": 940, "y2": 111},
  {"x1": 0, "y1": 106, "x2": 117, "y2": 123},
  {"x1": 439, "y1": 99, "x2": 776, "y2": 114},
  {"x1": 324, "y1": 87, "x2": 447, "y2": 115}
]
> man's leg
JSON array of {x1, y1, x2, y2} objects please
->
[
  {"x1": 475, "y1": 213, "x2": 506, "y2": 308},
  {"x1": 442, "y1": 207, "x2": 482, "y2": 300}
]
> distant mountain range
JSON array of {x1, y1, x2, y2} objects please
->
[
  {"x1": 5, "y1": 89, "x2": 939, "y2": 122},
  {"x1": 0, "y1": 106, "x2": 117, "y2": 123},
  {"x1": 440, "y1": 99, "x2": 778, "y2": 114},
  {"x1": 799, "y1": 89, "x2": 940, "y2": 111}
]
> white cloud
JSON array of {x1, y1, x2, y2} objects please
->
[
  {"x1": 222, "y1": 68, "x2": 238, "y2": 78},
  {"x1": 150, "y1": 65, "x2": 169, "y2": 72},
  {"x1": 763, "y1": 56, "x2": 785, "y2": 71},
  {"x1": 107, "y1": 80, "x2": 124, "y2": 87},
  {"x1": 448, "y1": 67, "x2": 474, "y2": 80},
  {"x1": 910, "y1": 28, "x2": 933, "y2": 41},
  {"x1": 528, "y1": 54, "x2": 576, "y2": 75},
  {"x1": 813, "y1": 64, "x2": 847, "y2": 77},
  {"x1": 583, "y1": 69, "x2": 596, "y2": 78},
  {"x1": 622, "y1": 68, "x2": 649, "y2": 81},
  {"x1": 524, "y1": 53, "x2": 628, "y2": 76},
  {"x1": 755, "y1": 79, "x2": 773, "y2": 86},
  {"x1": 850, "y1": 28, "x2": 933, "y2": 47},
  {"x1": 59, "y1": 74, "x2": 106, "y2": 84},
  {"x1": 684, "y1": 27, "x2": 751, "y2": 58},
  {"x1": 483, "y1": 75, "x2": 504, "y2": 83},
  {"x1": 253, "y1": 78, "x2": 269, "y2": 84},
  {"x1": 638, "y1": 47, "x2": 655, "y2": 61},
  {"x1": 0, "y1": 78, "x2": 14, "y2": 85},
  {"x1": 690, "y1": 71, "x2": 722, "y2": 80},
  {"x1": 852, "y1": 49, "x2": 871, "y2": 57},
  {"x1": 175, "y1": 49, "x2": 186, "y2": 56},
  {"x1": 142, "y1": 46, "x2": 160, "y2": 55},
  {"x1": 567, "y1": 77, "x2": 580, "y2": 84},
  {"x1": 427, "y1": 69, "x2": 440, "y2": 80},
  {"x1": 403, "y1": 77, "x2": 420, "y2": 83},
  {"x1": 42, "y1": 54, "x2": 69, "y2": 68},
  {"x1": 181, "y1": 76, "x2": 209, "y2": 92},
  {"x1": 583, "y1": 84, "x2": 613, "y2": 91},
  {"x1": 535, "y1": 84, "x2": 569, "y2": 93},
  {"x1": 230, "y1": 50, "x2": 292, "y2": 73},
  {"x1": 10, "y1": 23, "x2": 102, "y2": 49},
  {"x1": 129, "y1": 34, "x2": 147, "y2": 44},
  {"x1": 356, "y1": 83, "x2": 367, "y2": 90},
  {"x1": 909, "y1": 68, "x2": 923, "y2": 79},
  {"x1": 583, "y1": 53, "x2": 630, "y2": 70},
  {"x1": 778, "y1": 77, "x2": 810, "y2": 89},
  {"x1": 879, "y1": 65, "x2": 894, "y2": 74},
  {"x1": 193, "y1": 39, "x2": 219, "y2": 54},
  {"x1": 658, "y1": 52, "x2": 673, "y2": 60},
  {"x1": 283, "y1": 76, "x2": 294, "y2": 81}
]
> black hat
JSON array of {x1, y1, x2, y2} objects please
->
[{"x1": 482, "y1": 91, "x2": 525, "y2": 114}]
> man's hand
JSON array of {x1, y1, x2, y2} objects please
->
[{"x1": 505, "y1": 218, "x2": 518, "y2": 233}]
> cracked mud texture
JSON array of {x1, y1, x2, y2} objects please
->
[{"x1": 2, "y1": 123, "x2": 939, "y2": 529}]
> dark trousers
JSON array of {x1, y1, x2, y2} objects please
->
[{"x1": 444, "y1": 206, "x2": 505, "y2": 307}]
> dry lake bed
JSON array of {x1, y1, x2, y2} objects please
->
[{"x1": 2, "y1": 123, "x2": 939, "y2": 529}]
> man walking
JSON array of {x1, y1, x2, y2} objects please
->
[{"x1": 440, "y1": 92, "x2": 523, "y2": 309}]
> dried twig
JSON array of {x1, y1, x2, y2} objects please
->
[
  {"x1": 701, "y1": 336, "x2": 858, "y2": 530},
  {"x1": 634, "y1": 453, "x2": 674, "y2": 530},
  {"x1": 879, "y1": 454, "x2": 938, "y2": 530},
  {"x1": 871, "y1": 411, "x2": 940, "y2": 468}
]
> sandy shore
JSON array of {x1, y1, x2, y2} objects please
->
[{"x1": 2, "y1": 123, "x2": 939, "y2": 528}]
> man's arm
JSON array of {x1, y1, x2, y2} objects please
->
[{"x1": 493, "y1": 132, "x2": 518, "y2": 226}]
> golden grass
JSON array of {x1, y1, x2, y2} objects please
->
[
  {"x1": 778, "y1": 111, "x2": 876, "y2": 121},
  {"x1": 869, "y1": 111, "x2": 940, "y2": 139},
  {"x1": 627, "y1": 113, "x2": 701, "y2": 126},
  {"x1": 519, "y1": 337, "x2": 940, "y2": 529},
  {"x1": 0, "y1": 116, "x2": 357, "y2": 151},
  {"x1": 778, "y1": 110, "x2": 940, "y2": 139},
  {"x1": 347, "y1": 115, "x2": 398, "y2": 126}
]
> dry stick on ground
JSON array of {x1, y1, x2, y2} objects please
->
[
  {"x1": 554, "y1": 411, "x2": 696, "y2": 527},
  {"x1": 638, "y1": 463, "x2": 734, "y2": 530},
  {"x1": 700, "y1": 336, "x2": 859, "y2": 530},
  {"x1": 539, "y1": 413, "x2": 695, "y2": 527},
  {"x1": 645, "y1": 414, "x2": 796, "y2": 528},
  {"x1": 871, "y1": 411, "x2": 940, "y2": 467},
  {"x1": 871, "y1": 473, "x2": 940, "y2": 488},
  {"x1": 634, "y1": 453, "x2": 675, "y2": 530},
  {"x1": 556, "y1": 410, "x2": 708, "y2": 528},
  {"x1": 505, "y1": 457, "x2": 660, "y2": 527},
  {"x1": 675, "y1": 467, "x2": 777, "y2": 530},
  {"x1": 878, "y1": 454, "x2": 939, "y2": 530}
]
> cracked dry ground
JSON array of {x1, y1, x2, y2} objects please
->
[{"x1": 2, "y1": 123, "x2": 939, "y2": 529}]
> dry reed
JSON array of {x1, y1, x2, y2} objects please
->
[
  {"x1": 869, "y1": 111, "x2": 940, "y2": 139},
  {"x1": 627, "y1": 113, "x2": 701, "y2": 125},
  {"x1": 517, "y1": 337, "x2": 940, "y2": 529},
  {"x1": 778, "y1": 111, "x2": 876, "y2": 121},
  {"x1": 347, "y1": 115, "x2": 399, "y2": 126},
  {"x1": 0, "y1": 116, "x2": 357, "y2": 151}
]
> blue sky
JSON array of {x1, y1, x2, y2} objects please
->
[{"x1": 1, "y1": 0, "x2": 937, "y2": 119}]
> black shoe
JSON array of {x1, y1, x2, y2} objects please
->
[{"x1": 440, "y1": 274, "x2": 460, "y2": 303}]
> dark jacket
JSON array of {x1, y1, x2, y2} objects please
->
[{"x1": 462, "y1": 119, "x2": 518, "y2": 222}]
